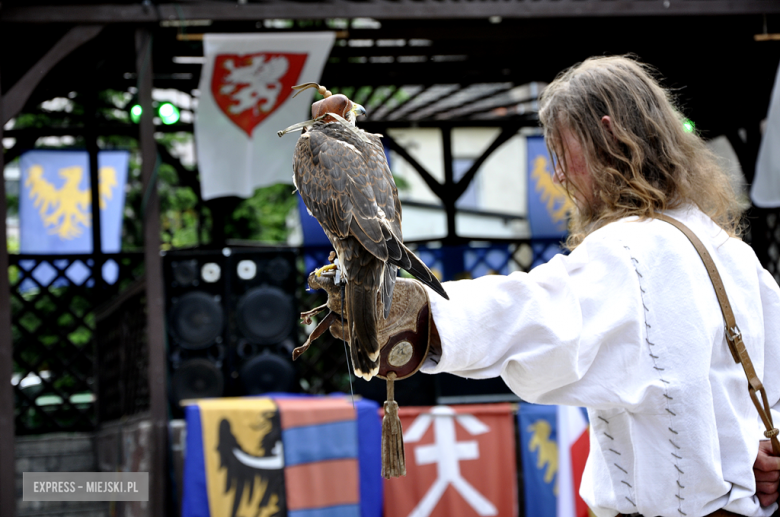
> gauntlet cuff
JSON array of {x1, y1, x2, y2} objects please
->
[{"x1": 376, "y1": 279, "x2": 431, "y2": 381}]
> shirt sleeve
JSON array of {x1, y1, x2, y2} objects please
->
[
  {"x1": 758, "y1": 268, "x2": 780, "y2": 429},
  {"x1": 421, "y1": 235, "x2": 658, "y2": 410}
]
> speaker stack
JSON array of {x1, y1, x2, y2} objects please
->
[{"x1": 162, "y1": 247, "x2": 299, "y2": 408}]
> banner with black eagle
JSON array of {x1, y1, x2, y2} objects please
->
[{"x1": 181, "y1": 396, "x2": 382, "y2": 517}]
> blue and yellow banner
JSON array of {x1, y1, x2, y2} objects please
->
[
  {"x1": 182, "y1": 395, "x2": 382, "y2": 517},
  {"x1": 526, "y1": 136, "x2": 573, "y2": 239},
  {"x1": 19, "y1": 150, "x2": 129, "y2": 254},
  {"x1": 518, "y1": 402, "x2": 558, "y2": 517}
]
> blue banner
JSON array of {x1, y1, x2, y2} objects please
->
[
  {"x1": 518, "y1": 402, "x2": 558, "y2": 517},
  {"x1": 182, "y1": 395, "x2": 381, "y2": 517},
  {"x1": 526, "y1": 136, "x2": 573, "y2": 239},
  {"x1": 19, "y1": 150, "x2": 129, "y2": 254}
]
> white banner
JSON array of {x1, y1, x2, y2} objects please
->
[
  {"x1": 752, "y1": 60, "x2": 780, "y2": 208},
  {"x1": 195, "y1": 32, "x2": 335, "y2": 200}
]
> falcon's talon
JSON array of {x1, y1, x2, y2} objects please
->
[
  {"x1": 292, "y1": 341, "x2": 311, "y2": 361},
  {"x1": 300, "y1": 304, "x2": 327, "y2": 324},
  {"x1": 315, "y1": 264, "x2": 338, "y2": 277}
]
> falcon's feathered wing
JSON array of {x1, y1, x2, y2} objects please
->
[{"x1": 294, "y1": 119, "x2": 448, "y2": 380}]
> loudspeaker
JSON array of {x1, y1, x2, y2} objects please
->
[{"x1": 162, "y1": 247, "x2": 299, "y2": 407}]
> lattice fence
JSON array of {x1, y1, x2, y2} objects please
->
[
  {"x1": 10, "y1": 253, "x2": 144, "y2": 434},
  {"x1": 9, "y1": 239, "x2": 564, "y2": 431},
  {"x1": 94, "y1": 279, "x2": 149, "y2": 424}
]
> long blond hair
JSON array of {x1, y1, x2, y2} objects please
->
[{"x1": 539, "y1": 55, "x2": 745, "y2": 249}]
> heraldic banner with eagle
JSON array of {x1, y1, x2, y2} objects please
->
[
  {"x1": 19, "y1": 149, "x2": 129, "y2": 254},
  {"x1": 181, "y1": 396, "x2": 382, "y2": 517}
]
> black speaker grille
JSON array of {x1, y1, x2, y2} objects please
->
[
  {"x1": 172, "y1": 358, "x2": 225, "y2": 403},
  {"x1": 169, "y1": 291, "x2": 224, "y2": 350},
  {"x1": 235, "y1": 286, "x2": 294, "y2": 345},
  {"x1": 240, "y1": 353, "x2": 295, "y2": 395},
  {"x1": 171, "y1": 259, "x2": 198, "y2": 286}
]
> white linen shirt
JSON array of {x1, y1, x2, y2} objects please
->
[{"x1": 421, "y1": 206, "x2": 780, "y2": 517}]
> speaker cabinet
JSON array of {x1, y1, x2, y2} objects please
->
[{"x1": 162, "y1": 247, "x2": 299, "y2": 408}]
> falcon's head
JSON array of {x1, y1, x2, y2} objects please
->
[{"x1": 311, "y1": 94, "x2": 366, "y2": 125}]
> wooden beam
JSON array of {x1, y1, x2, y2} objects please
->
[
  {"x1": 135, "y1": 27, "x2": 167, "y2": 517},
  {"x1": 84, "y1": 82, "x2": 104, "y2": 290},
  {"x1": 380, "y1": 85, "x2": 431, "y2": 121},
  {"x1": 0, "y1": 60, "x2": 17, "y2": 517},
  {"x1": 367, "y1": 85, "x2": 399, "y2": 120},
  {"x1": 441, "y1": 126, "x2": 456, "y2": 242},
  {"x1": 453, "y1": 124, "x2": 520, "y2": 199},
  {"x1": 3, "y1": 123, "x2": 195, "y2": 139},
  {"x1": 3, "y1": 1, "x2": 780, "y2": 23},
  {"x1": 1, "y1": 24, "x2": 104, "y2": 126},
  {"x1": 421, "y1": 84, "x2": 517, "y2": 121},
  {"x1": 382, "y1": 133, "x2": 444, "y2": 199}
]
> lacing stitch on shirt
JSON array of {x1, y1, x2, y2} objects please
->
[
  {"x1": 625, "y1": 244, "x2": 684, "y2": 516},
  {"x1": 597, "y1": 408, "x2": 632, "y2": 504}
]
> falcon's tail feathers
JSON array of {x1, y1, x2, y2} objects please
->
[
  {"x1": 347, "y1": 283, "x2": 380, "y2": 381},
  {"x1": 393, "y1": 243, "x2": 450, "y2": 301},
  {"x1": 381, "y1": 265, "x2": 397, "y2": 319}
]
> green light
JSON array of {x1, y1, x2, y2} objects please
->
[
  {"x1": 683, "y1": 118, "x2": 695, "y2": 133},
  {"x1": 130, "y1": 104, "x2": 142, "y2": 123},
  {"x1": 158, "y1": 102, "x2": 180, "y2": 125}
]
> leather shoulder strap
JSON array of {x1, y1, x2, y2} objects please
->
[{"x1": 656, "y1": 214, "x2": 780, "y2": 454}]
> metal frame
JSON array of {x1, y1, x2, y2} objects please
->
[
  {"x1": 0, "y1": 59, "x2": 15, "y2": 517},
  {"x1": 3, "y1": 1, "x2": 780, "y2": 23}
]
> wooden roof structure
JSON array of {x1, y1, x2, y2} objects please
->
[
  {"x1": 3, "y1": 1, "x2": 780, "y2": 132},
  {"x1": 2, "y1": 2, "x2": 780, "y2": 516}
]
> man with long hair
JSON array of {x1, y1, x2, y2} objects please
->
[{"x1": 319, "y1": 55, "x2": 780, "y2": 516}]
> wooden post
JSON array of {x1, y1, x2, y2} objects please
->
[
  {"x1": 0, "y1": 58, "x2": 18, "y2": 517},
  {"x1": 136, "y1": 27, "x2": 167, "y2": 517},
  {"x1": 441, "y1": 126, "x2": 456, "y2": 244},
  {"x1": 84, "y1": 82, "x2": 104, "y2": 291}
]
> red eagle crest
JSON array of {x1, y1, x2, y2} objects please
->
[{"x1": 211, "y1": 52, "x2": 308, "y2": 136}]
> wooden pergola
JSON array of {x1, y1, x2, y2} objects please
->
[{"x1": 2, "y1": 1, "x2": 779, "y2": 516}]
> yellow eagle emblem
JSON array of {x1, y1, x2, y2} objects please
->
[
  {"x1": 531, "y1": 155, "x2": 574, "y2": 229},
  {"x1": 25, "y1": 164, "x2": 117, "y2": 240},
  {"x1": 527, "y1": 418, "x2": 559, "y2": 494}
]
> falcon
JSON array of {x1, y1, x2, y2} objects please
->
[{"x1": 287, "y1": 83, "x2": 449, "y2": 381}]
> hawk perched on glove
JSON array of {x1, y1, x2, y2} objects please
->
[{"x1": 289, "y1": 84, "x2": 448, "y2": 381}]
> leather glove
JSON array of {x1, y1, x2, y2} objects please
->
[{"x1": 296, "y1": 266, "x2": 433, "y2": 381}]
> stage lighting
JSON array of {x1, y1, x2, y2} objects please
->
[
  {"x1": 159, "y1": 102, "x2": 181, "y2": 125},
  {"x1": 130, "y1": 104, "x2": 143, "y2": 124}
]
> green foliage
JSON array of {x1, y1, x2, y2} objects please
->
[
  {"x1": 7, "y1": 234, "x2": 19, "y2": 253},
  {"x1": 226, "y1": 183, "x2": 298, "y2": 243},
  {"x1": 7, "y1": 193, "x2": 18, "y2": 216}
]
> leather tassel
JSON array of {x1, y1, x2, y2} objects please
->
[{"x1": 382, "y1": 372, "x2": 406, "y2": 478}]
